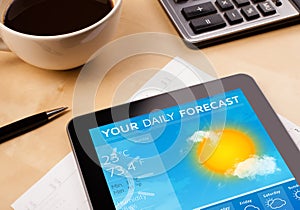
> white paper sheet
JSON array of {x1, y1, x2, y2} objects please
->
[{"x1": 12, "y1": 57, "x2": 300, "y2": 210}]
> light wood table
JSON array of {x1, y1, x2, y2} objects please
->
[{"x1": 0, "y1": 1, "x2": 299, "y2": 209}]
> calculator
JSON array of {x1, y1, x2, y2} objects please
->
[{"x1": 160, "y1": 0, "x2": 300, "y2": 47}]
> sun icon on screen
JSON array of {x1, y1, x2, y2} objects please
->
[
  {"x1": 196, "y1": 129, "x2": 256, "y2": 175},
  {"x1": 293, "y1": 189, "x2": 300, "y2": 200}
]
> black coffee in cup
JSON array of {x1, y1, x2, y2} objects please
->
[{"x1": 4, "y1": 0, "x2": 114, "y2": 36}]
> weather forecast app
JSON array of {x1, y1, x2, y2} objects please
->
[{"x1": 89, "y1": 89, "x2": 300, "y2": 210}]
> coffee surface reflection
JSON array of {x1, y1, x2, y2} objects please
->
[{"x1": 4, "y1": 0, "x2": 114, "y2": 36}]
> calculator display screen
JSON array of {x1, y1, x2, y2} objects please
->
[{"x1": 89, "y1": 89, "x2": 300, "y2": 210}]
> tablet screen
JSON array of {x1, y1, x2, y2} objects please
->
[{"x1": 89, "y1": 89, "x2": 300, "y2": 210}]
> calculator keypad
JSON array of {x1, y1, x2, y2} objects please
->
[
  {"x1": 179, "y1": 0, "x2": 278, "y2": 35},
  {"x1": 161, "y1": 0, "x2": 299, "y2": 46}
]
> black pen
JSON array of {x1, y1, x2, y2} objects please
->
[{"x1": 0, "y1": 107, "x2": 68, "y2": 144}]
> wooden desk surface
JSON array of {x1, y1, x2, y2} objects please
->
[{"x1": 0, "y1": 1, "x2": 299, "y2": 209}]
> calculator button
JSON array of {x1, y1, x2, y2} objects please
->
[
  {"x1": 224, "y1": 10, "x2": 244, "y2": 24},
  {"x1": 234, "y1": 0, "x2": 250, "y2": 7},
  {"x1": 257, "y1": 1, "x2": 276, "y2": 16},
  {"x1": 274, "y1": 0, "x2": 282, "y2": 6},
  {"x1": 252, "y1": 0, "x2": 265, "y2": 3},
  {"x1": 190, "y1": 14, "x2": 226, "y2": 33},
  {"x1": 174, "y1": 0, "x2": 188, "y2": 3},
  {"x1": 182, "y1": 2, "x2": 217, "y2": 20},
  {"x1": 216, "y1": 0, "x2": 234, "y2": 11},
  {"x1": 241, "y1": 5, "x2": 260, "y2": 20}
]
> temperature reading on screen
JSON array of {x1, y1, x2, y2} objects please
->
[
  {"x1": 101, "y1": 148, "x2": 144, "y2": 177},
  {"x1": 101, "y1": 148, "x2": 129, "y2": 165}
]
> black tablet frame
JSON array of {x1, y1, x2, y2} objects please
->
[{"x1": 67, "y1": 74, "x2": 300, "y2": 210}]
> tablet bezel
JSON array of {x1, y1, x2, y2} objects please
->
[{"x1": 67, "y1": 74, "x2": 300, "y2": 209}]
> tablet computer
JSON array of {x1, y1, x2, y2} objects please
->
[{"x1": 67, "y1": 74, "x2": 300, "y2": 210}]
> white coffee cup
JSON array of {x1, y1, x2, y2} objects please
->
[{"x1": 0, "y1": 0, "x2": 122, "y2": 70}]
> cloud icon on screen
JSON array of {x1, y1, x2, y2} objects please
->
[
  {"x1": 229, "y1": 155, "x2": 280, "y2": 179},
  {"x1": 244, "y1": 204, "x2": 260, "y2": 210},
  {"x1": 188, "y1": 131, "x2": 219, "y2": 144},
  {"x1": 266, "y1": 198, "x2": 286, "y2": 209}
]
